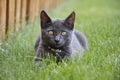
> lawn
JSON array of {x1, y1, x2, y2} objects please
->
[{"x1": 0, "y1": 0, "x2": 120, "y2": 80}]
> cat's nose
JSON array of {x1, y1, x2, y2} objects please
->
[
  {"x1": 55, "y1": 36, "x2": 60, "y2": 43},
  {"x1": 55, "y1": 39, "x2": 60, "y2": 43}
]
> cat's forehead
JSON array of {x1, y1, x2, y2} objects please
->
[
  {"x1": 50, "y1": 19, "x2": 67, "y2": 31},
  {"x1": 52, "y1": 19, "x2": 64, "y2": 26}
]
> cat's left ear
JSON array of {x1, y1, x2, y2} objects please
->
[
  {"x1": 64, "y1": 11, "x2": 75, "y2": 30},
  {"x1": 40, "y1": 10, "x2": 52, "y2": 28}
]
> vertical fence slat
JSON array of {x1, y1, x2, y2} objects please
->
[
  {"x1": 6, "y1": 0, "x2": 15, "y2": 34},
  {"x1": 21, "y1": 0, "x2": 27, "y2": 24},
  {"x1": 39, "y1": 0, "x2": 44, "y2": 9},
  {"x1": 0, "y1": 0, "x2": 6, "y2": 40},
  {"x1": 27, "y1": 0, "x2": 36, "y2": 22},
  {"x1": 15, "y1": 0, "x2": 21, "y2": 31},
  {"x1": 35, "y1": 0, "x2": 40, "y2": 17},
  {"x1": 27, "y1": 0, "x2": 40, "y2": 22},
  {"x1": 44, "y1": 0, "x2": 50, "y2": 11}
]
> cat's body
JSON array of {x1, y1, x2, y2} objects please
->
[{"x1": 34, "y1": 10, "x2": 87, "y2": 62}]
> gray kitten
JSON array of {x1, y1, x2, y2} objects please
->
[{"x1": 34, "y1": 10, "x2": 87, "y2": 62}]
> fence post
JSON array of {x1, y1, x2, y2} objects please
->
[
  {"x1": 0, "y1": 0, "x2": 7, "y2": 40},
  {"x1": 15, "y1": 0, "x2": 21, "y2": 31},
  {"x1": 6, "y1": 0, "x2": 15, "y2": 35},
  {"x1": 26, "y1": 0, "x2": 36, "y2": 22},
  {"x1": 21, "y1": 0, "x2": 27, "y2": 25},
  {"x1": 39, "y1": 0, "x2": 44, "y2": 10}
]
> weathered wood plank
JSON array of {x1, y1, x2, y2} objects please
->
[
  {"x1": 0, "y1": 0, "x2": 7, "y2": 40},
  {"x1": 15, "y1": 0, "x2": 21, "y2": 31},
  {"x1": 21, "y1": 0, "x2": 27, "y2": 24},
  {"x1": 26, "y1": 0, "x2": 40, "y2": 22},
  {"x1": 6, "y1": 0, "x2": 15, "y2": 34}
]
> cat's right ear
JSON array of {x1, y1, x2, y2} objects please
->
[
  {"x1": 40, "y1": 10, "x2": 52, "y2": 28},
  {"x1": 64, "y1": 11, "x2": 75, "y2": 30}
]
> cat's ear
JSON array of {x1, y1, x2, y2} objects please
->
[
  {"x1": 64, "y1": 11, "x2": 75, "y2": 30},
  {"x1": 40, "y1": 10, "x2": 52, "y2": 28}
]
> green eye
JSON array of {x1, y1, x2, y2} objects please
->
[
  {"x1": 61, "y1": 31, "x2": 66, "y2": 36},
  {"x1": 48, "y1": 30, "x2": 54, "y2": 35}
]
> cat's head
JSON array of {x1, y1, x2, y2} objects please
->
[{"x1": 40, "y1": 10, "x2": 75, "y2": 48}]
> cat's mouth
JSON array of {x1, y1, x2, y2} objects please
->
[{"x1": 51, "y1": 42, "x2": 63, "y2": 48}]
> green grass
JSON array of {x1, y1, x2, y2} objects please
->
[{"x1": 0, "y1": 0, "x2": 120, "y2": 80}]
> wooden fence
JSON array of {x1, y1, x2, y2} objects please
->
[{"x1": 0, "y1": 0, "x2": 61, "y2": 41}]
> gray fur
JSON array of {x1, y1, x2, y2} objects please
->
[{"x1": 34, "y1": 10, "x2": 88, "y2": 62}]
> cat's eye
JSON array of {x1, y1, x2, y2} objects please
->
[
  {"x1": 48, "y1": 30, "x2": 54, "y2": 35},
  {"x1": 61, "y1": 31, "x2": 66, "y2": 36}
]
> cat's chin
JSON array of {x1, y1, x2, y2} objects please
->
[{"x1": 52, "y1": 43, "x2": 63, "y2": 48}]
